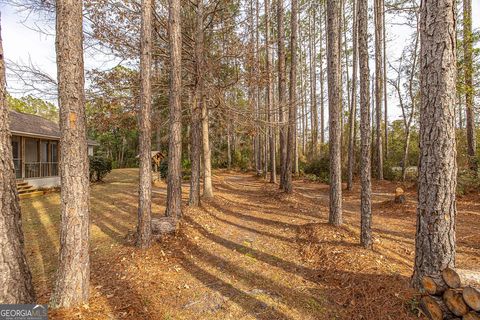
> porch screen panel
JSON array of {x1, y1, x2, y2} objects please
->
[{"x1": 25, "y1": 138, "x2": 38, "y2": 162}]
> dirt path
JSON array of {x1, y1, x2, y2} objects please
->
[{"x1": 21, "y1": 169, "x2": 479, "y2": 320}]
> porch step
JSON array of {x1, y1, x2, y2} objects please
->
[
  {"x1": 19, "y1": 191, "x2": 45, "y2": 200},
  {"x1": 18, "y1": 185, "x2": 35, "y2": 193},
  {"x1": 16, "y1": 181, "x2": 44, "y2": 199}
]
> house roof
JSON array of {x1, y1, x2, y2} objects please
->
[{"x1": 9, "y1": 110, "x2": 99, "y2": 146}]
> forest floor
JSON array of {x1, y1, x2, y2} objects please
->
[{"x1": 20, "y1": 169, "x2": 480, "y2": 320}]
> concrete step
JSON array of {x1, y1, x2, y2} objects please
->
[{"x1": 19, "y1": 191, "x2": 44, "y2": 200}]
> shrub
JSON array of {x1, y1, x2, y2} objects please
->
[
  {"x1": 457, "y1": 169, "x2": 480, "y2": 195},
  {"x1": 159, "y1": 158, "x2": 168, "y2": 179},
  {"x1": 303, "y1": 155, "x2": 329, "y2": 183},
  {"x1": 89, "y1": 156, "x2": 112, "y2": 182}
]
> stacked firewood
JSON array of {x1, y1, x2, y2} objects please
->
[{"x1": 420, "y1": 268, "x2": 480, "y2": 320}]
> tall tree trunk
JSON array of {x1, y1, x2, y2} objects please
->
[
  {"x1": 201, "y1": 99, "x2": 213, "y2": 197},
  {"x1": 265, "y1": 0, "x2": 276, "y2": 183},
  {"x1": 412, "y1": 0, "x2": 457, "y2": 288},
  {"x1": 464, "y1": 0, "x2": 476, "y2": 171},
  {"x1": 137, "y1": 0, "x2": 153, "y2": 248},
  {"x1": 374, "y1": 0, "x2": 384, "y2": 180},
  {"x1": 383, "y1": 0, "x2": 388, "y2": 159},
  {"x1": 402, "y1": 19, "x2": 420, "y2": 182},
  {"x1": 189, "y1": 0, "x2": 204, "y2": 207},
  {"x1": 285, "y1": 0, "x2": 298, "y2": 193},
  {"x1": 0, "y1": 18, "x2": 35, "y2": 304},
  {"x1": 50, "y1": 0, "x2": 90, "y2": 308},
  {"x1": 255, "y1": 0, "x2": 262, "y2": 175},
  {"x1": 357, "y1": 0, "x2": 372, "y2": 248},
  {"x1": 277, "y1": 0, "x2": 287, "y2": 189},
  {"x1": 309, "y1": 6, "x2": 318, "y2": 156},
  {"x1": 166, "y1": 0, "x2": 183, "y2": 218},
  {"x1": 227, "y1": 121, "x2": 232, "y2": 169},
  {"x1": 327, "y1": 0, "x2": 343, "y2": 226},
  {"x1": 319, "y1": 5, "x2": 325, "y2": 146},
  {"x1": 347, "y1": 0, "x2": 358, "y2": 191}
]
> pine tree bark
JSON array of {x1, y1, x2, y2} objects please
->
[
  {"x1": 327, "y1": 0, "x2": 343, "y2": 226},
  {"x1": 374, "y1": 0, "x2": 384, "y2": 180},
  {"x1": 265, "y1": 0, "x2": 276, "y2": 184},
  {"x1": 50, "y1": 0, "x2": 90, "y2": 308},
  {"x1": 319, "y1": 5, "x2": 326, "y2": 146},
  {"x1": 137, "y1": 0, "x2": 153, "y2": 248},
  {"x1": 285, "y1": 0, "x2": 298, "y2": 193},
  {"x1": 189, "y1": 0, "x2": 204, "y2": 207},
  {"x1": 463, "y1": 0, "x2": 476, "y2": 171},
  {"x1": 357, "y1": 0, "x2": 372, "y2": 248},
  {"x1": 382, "y1": 0, "x2": 388, "y2": 159},
  {"x1": 412, "y1": 0, "x2": 457, "y2": 288},
  {"x1": 309, "y1": 6, "x2": 318, "y2": 156},
  {"x1": 347, "y1": 0, "x2": 358, "y2": 192},
  {"x1": 166, "y1": 0, "x2": 183, "y2": 218},
  {"x1": 201, "y1": 98, "x2": 213, "y2": 197},
  {"x1": 0, "y1": 18, "x2": 35, "y2": 304},
  {"x1": 277, "y1": 0, "x2": 287, "y2": 188}
]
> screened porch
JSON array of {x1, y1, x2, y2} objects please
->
[{"x1": 12, "y1": 136, "x2": 59, "y2": 179}]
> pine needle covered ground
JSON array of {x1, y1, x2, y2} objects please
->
[{"x1": 20, "y1": 169, "x2": 480, "y2": 319}]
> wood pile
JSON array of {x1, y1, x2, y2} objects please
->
[{"x1": 420, "y1": 267, "x2": 480, "y2": 320}]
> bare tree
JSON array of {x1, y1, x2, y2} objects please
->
[
  {"x1": 50, "y1": 0, "x2": 90, "y2": 308},
  {"x1": 412, "y1": 0, "x2": 457, "y2": 288},
  {"x1": 165, "y1": 0, "x2": 183, "y2": 218},
  {"x1": 327, "y1": 0, "x2": 343, "y2": 226},
  {"x1": 137, "y1": 0, "x2": 153, "y2": 248},
  {"x1": 0, "y1": 16, "x2": 36, "y2": 304}
]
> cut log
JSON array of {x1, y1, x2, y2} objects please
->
[
  {"x1": 422, "y1": 274, "x2": 449, "y2": 295},
  {"x1": 443, "y1": 268, "x2": 462, "y2": 289},
  {"x1": 444, "y1": 289, "x2": 470, "y2": 316},
  {"x1": 463, "y1": 312, "x2": 480, "y2": 320},
  {"x1": 420, "y1": 295, "x2": 455, "y2": 320},
  {"x1": 463, "y1": 286, "x2": 480, "y2": 311},
  {"x1": 151, "y1": 217, "x2": 178, "y2": 236},
  {"x1": 457, "y1": 269, "x2": 480, "y2": 288}
]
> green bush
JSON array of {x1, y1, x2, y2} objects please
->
[
  {"x1": 89, "y1": 156, "x2": 112, "y2": 182},
  {"x1": 159, "y1": 158, "x2": 168, "y2": 179},
  {"x1": 457, "y1": 169, "x2": 480, "y2": 195},
  {"x1": 303, "y1": 154, "x2": 329, "y2": 183}
]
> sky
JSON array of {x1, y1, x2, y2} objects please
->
[{"x1": 1, "y1": 1, "x2": 479, "y2": 121}]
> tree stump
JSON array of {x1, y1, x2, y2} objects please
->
[
  {"x1": 151, "y1": 217, "x2": 178, "y2": 239},
  {"x1": 394, "y1": 187, "x2": 406, "y2": 204}
]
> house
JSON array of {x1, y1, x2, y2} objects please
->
[{"x1": 9, "y1": 110, "x2": 99, "y2": 189}]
